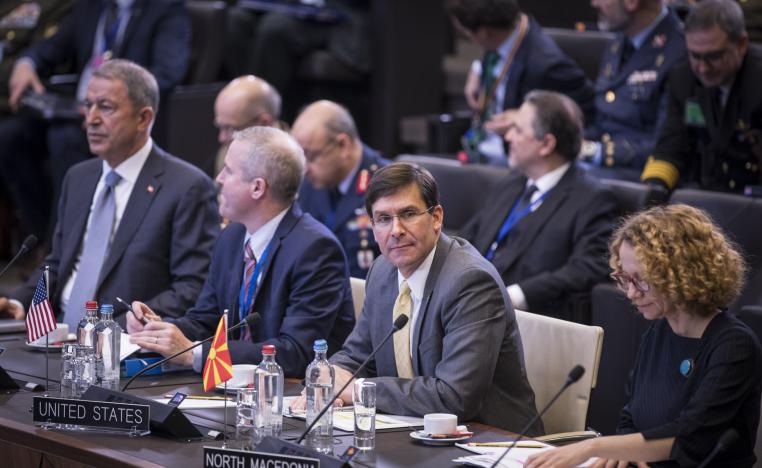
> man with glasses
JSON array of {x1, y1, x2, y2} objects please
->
[
  {"x1": 641, "y1": 0, "x2": 762, "y2": 193},
  {"x1": 461, "y1": 90, "x2": 619, "y2": 321},
  {"x1": 213, "y1": 75, "x2": 284, "y2": 174},
  {"x1": 294, "y1": 161, "x2": 542, "y2": 433},
  {"x1": 127, "y1": 126, "x2": 356, "y2": 378},
  {"x1": 292, "y1": 100, "x2": 388, "y2": 278}
]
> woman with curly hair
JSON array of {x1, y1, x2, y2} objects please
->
[{"x1": 526, "y1": 204, "x2": 762, "y2": 468}]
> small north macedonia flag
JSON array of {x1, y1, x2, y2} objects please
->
[{"x1": 202, "y1": 315, "x2": 233, "y2": 391}]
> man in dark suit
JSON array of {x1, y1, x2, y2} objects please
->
[
  {"x1": 462, "y1": 91, "x2": 619, "y2": 321},
  {"x1": 642, "y1": 0, "x2": 762, "y2": 193},
  {"x1": 446, "y1": 0, "x2": 594, "y2": 164},
  {"x1": 128, "y1": 126, "x2": 356, "y2": 378},
  {"x1": 293, "y1": 100, "x2": 388, "y2": 278},
  {"x1": 0, "y1": 60, "x2": 219, "y2": 329},
  {"x1": 292, "y1": 162, "x2": 542, "y2": 434},
  {"x1": 0, "y1": 0, "x2": 191, "y2": 241},
  {"x1": 582, "y1": 0, "x2": 686, "y2": 180}
]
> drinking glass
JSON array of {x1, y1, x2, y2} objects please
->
[
  {"x1": 352, "y1": 380, "x2": 376, "y2": 450},
  {"x1": 236, "y1": 388, "x2": 259, "y2": 450}
]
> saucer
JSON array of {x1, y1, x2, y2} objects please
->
[{"x1": 410, "y1": 430, "x2": 471, "y2": 446}]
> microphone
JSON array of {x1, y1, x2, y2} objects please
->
[
  {"x1": 121, "y1": 312, "x2": 261, "y2": 391},
  {"x1": 696, "y1": 428, "x2": 739, "y2": 468},
  {"x1": 0, "y1": 235, "x2": 38, "y2": 279},
  {"x1": 489, "y1": 365, "x2": 585, "y2": 468},
  {"x1": 295, "y1": 314, "x2": 409, "y2": 444}
]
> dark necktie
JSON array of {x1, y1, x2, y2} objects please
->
[
  {"x1": 240, "y1": 240, "x2": 257, "y2": 341},
  {"x1": 63, "y1": 170, "x2": 122, "y2": 328},
  {"x1": 516, "y1": 184, "x2": 538, "y2": 214},
  {"x1": 102, "y1": 0, "x2": 120, "y2": 53},
  {"x1": 481, "y1": 50, "x2": 501, "y2": 96}
]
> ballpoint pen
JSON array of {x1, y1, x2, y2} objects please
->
[
  {"x1": 116, "y1": 296, "x2": 149, "y2": 325},
  {"x1": 466, "y1": 442, "x2": 546, "y2": 448},
  {"x1": 163, "y1": 394, "x2": 231, "y2": 401}
]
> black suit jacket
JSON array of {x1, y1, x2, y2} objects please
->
[
  {"x1": 23, "y1": 0, "x2": 191, "y2": 90},
  {"x1": 501, "y1": 16, "x2": 595, "y2": 123},
  {"x1": 13, "y1": 145, "x2": 220, "y2": 325},
  {"x1": 462, "y1": 164, "x2": 619, "y2": 319},
  {"x1": 172, "y1": 205, "x2": 356, "y2": 377}
]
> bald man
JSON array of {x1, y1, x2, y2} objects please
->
[
  {"x1": 213, "y1": 75, "x2": 282, "y2": 173},
  {"x1": 292, "y1": 100, "x2": 388, "y2": 278}
]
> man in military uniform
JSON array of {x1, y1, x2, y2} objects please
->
[
  {"x1": 583, "y1": 0, "x2": 686, "y2": 181},
  {"x1": 292, "y1": 100, "x2": 388, "y2": 278},
  {"x1": 642, "y1": 0, "x2": 762, "y2": 192}
]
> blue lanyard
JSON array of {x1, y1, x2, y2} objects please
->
[
  {"x1": 485, "y1": 189, "x2": 551, "y2": 261},
  {"x1": 239, "y1": 241, "x2": 272, "y2": 323}
]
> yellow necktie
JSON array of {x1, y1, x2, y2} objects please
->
[{"x1": 392, "y1": 280, "x2": 414, "y2": 378}]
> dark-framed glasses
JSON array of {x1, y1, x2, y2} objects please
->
[
  {"x1": 611, "y1": 272, "x2": 651, "y2": 294},
  {"x1": 371, "y1": 206, "x2": 436, "y2": 228}
]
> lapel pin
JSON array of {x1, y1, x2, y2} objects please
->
[{"x1": 147, "y1": 185, "x2": 155, "y2": 193}]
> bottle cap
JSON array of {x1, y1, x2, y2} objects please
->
[
  {"x1": 85, "y1": 301, "x2": 98, "y2": 310},
  {"x1": 313, "y1": 339, "x2": 327, "y2": 351},
  {"x1": 262, "y1": 344, "x2": 276, "y2": 355},
  {"x1": 100, "y1": 304, "x2": 114, "y2": 314}
]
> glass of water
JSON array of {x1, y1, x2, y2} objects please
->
[
  {"x1": 72, "y1": 345, "x2": 96, "y2": 397},
  {"x1": 236, "y1": 388, "x2": 259, "y2": 450},
  {"x1": 60, "y1": 344, "x2": 77, "y2": 398},
  {"x1": 353, "y1": 379, "x2": 376, "y2": 450}
]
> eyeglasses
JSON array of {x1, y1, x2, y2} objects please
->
[
  {"x1": 371, "y1": 206, "x2": 436, "y2": 228},
  {"x1": 610, "y1": 272, "x2": 651, "y2": 294}
]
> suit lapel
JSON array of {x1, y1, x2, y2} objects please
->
[
  {"x1": 228, "y1": 226, "x2": 247, "y2": 338},
  {"x1": 497, "y1": 166, "x2": 575, "y2": 272},
  {"x1": 410, "y1": 235, "x2": 452, "y2": 374},
  {"x1": 58, "y1": 163, "x2": 103, "y2": 294},
  {"x1": 477, "y1": 173, "x2": 526, "y2": 253},
  {"x1": 251, "y1": 205, "x2": 302, "y2": 315},
  {"x1": 116, "y1": 0, "x2": 145, "y2": 56},
  {"x1": 96, "y1": 148, "x2": 163, "y2": 288}
]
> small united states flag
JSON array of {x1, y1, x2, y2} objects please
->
[{"x1": 25, "y1": 274, "x2": 56, "y2": 343}]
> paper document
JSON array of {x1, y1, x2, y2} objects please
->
[
  {"x1": 120, "y1": 333, "x2": 141, "y2": 361},
  {"x1": 453, "y1": 447, "x2": 597, "y2": 468},
  {"x1": 283, "y1": 396, "x2": 423, "y2": 431}
]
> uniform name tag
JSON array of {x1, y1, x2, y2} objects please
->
[{"x1": 684, "y1": 100, "x2": 706, "y2": 127}]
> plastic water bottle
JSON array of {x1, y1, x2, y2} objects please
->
[
  {"x1": 305, "y1": 339, "x2": 335, "y2": 454},
  {"x1": 77, "y1": 301, "x2": 99, "y2": 347},
  {"x1": 94, "y1": 304, "x2": 122, "y2": 389},
  {"x1": 255, "y1": 345, "x2": 284, "y2": 438}
]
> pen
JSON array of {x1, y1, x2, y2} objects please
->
[
  {"x1": 163, "y1": 394, "x2": 231, "y2": 401},
  {"x1": 116, "y1": 297, "x2": 148, "y2": 325},
  {"x1": 466, "y1": 442, "x2": 546, "y2": 448}
]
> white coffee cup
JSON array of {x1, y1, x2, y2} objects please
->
[
  {"x1": 423, "y1": 413, "x2": 457, "y2": 435},
  {"x1": 228, "y1": 364, "x2": 256, "y2": 388}
]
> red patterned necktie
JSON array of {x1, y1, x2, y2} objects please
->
[{"x1": 240, "y1": 240, "x2": 257, "y2": 341}]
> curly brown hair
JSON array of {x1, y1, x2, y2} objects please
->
[{"x1": 609, "y1": 204, "x2": 747, "y2": 317}]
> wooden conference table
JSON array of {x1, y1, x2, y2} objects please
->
[{"x1": 0, "y1": 334, "x2": 517, "y2": 467}]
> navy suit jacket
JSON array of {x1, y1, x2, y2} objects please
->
[
  {"x1": 23, "y1": 0, "x2": 191, "y2": 90},
  {"x1": 172, "y1": 205, "x2": 356, "y2": 377},
  {"x1": 298, "y1": 146, "x2": 388, "y2": 278},
  {"x1": 461, "y1": 164, "x2": 619, "y2": 319},
  {"x1": 13, "y1": 145, "x2": 220, "y2": 325},
  {"x1": 500, "y1": 16, "x2": 595, "y2": 123}
]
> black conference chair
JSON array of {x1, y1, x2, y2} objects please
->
[
  {"x1": 599, "y1": 178, "x2": 669, "y2": 218},
  {"x1": 396, "y1": 155, "x2": 510, "y2": 232},
  {"x1": 545, "y1": 28, "x2": 615, "y2": 82}
]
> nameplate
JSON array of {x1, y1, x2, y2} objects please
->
[
  {"x1": 32, "y1": 396, "x2": 150, "y2": 432},
  {"x1": 203, "y1": 446, "x2": 320, "y2": 468}
]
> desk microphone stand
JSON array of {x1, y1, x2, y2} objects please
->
[{"x1": 44, "y1": 266, "x2": 50, "y2": 396}]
